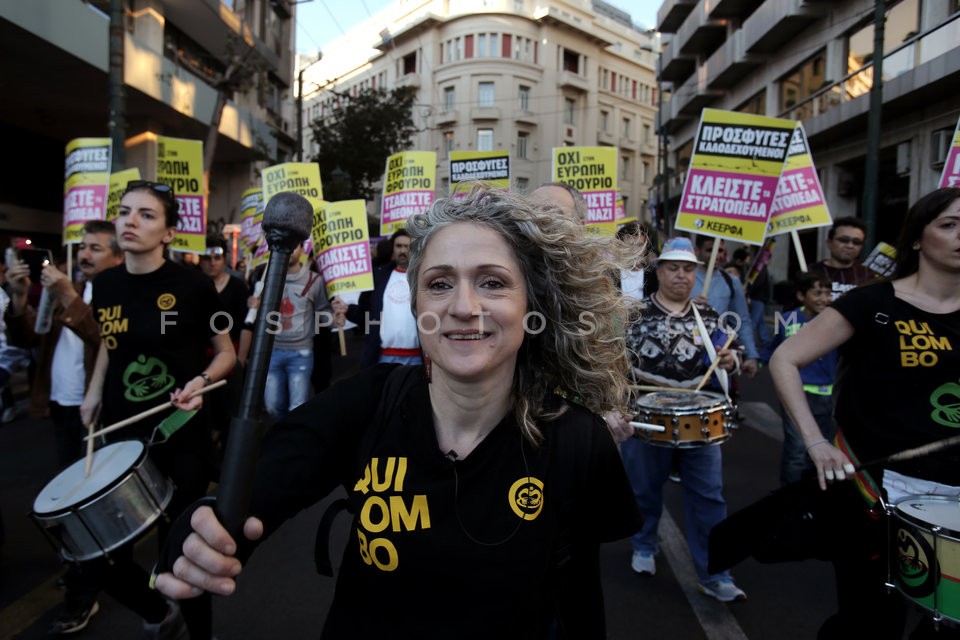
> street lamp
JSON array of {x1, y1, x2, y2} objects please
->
[{"x1": 296, "y1": 53, "x2": 322, "y2": 161}]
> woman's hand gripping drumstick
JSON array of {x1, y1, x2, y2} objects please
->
[
  {"x1": 694, "y1": 332, "x2": 737, "y2": 392},
  {"x1": 85, "y1": 380, "x2": 227, "y2": 441}
]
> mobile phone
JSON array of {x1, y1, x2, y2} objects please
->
[{"x1": 18, "y1": 248, "x2": 54, "y2": 283}]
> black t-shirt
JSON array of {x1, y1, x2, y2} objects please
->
[
  {"x1": 92, "y1": 261, "x2": 225, "y2": 444},
  {"x1": 832, "y1": 281, "x2": 960, "y2": 483},
  {"x1": 250, "y1": 365, "x2": 641, "y2": 639},
  {"x1": 215, "y1": 275, "x2": 249, "y2": 343}
]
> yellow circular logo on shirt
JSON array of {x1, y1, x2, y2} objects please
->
[
  {"x1": 509, "y1": 476, "x2": 544, "y2": 521},
  {"x1": 157, "y1": 293, "x2": 176, "y2": 310}
]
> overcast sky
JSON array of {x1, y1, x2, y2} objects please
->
[{"x1": 295, "y1": 0, "x2": 660, "y2": 54}]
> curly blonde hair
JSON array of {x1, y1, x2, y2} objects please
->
[{"x1": 406, "y1": 186, "x2": 645, "y2": 445}]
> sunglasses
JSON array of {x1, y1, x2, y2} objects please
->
[
  {"x1": 833, "y1": 236, "x2": 864, "y2": 246},
  {"x1": 125, "y1": 180, "x2": 176, "y2": 200}
]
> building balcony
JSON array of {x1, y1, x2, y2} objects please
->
[
  {"x1": 470, "y1": 107, "x2": 501, "y2": 121},
  {"x1": 516, "y1": 110, "x2": 538, "y2": 126},
  {"x1": 659, "y1": 36, "x2": 696, "y2": 84},
  {"x1": 436, "y1": 110, "x2": 459, "y2": 126},
  {"x1": 598, "y1": 130, "x2": 616, "y2": 145},
  {"x1": 743, "y1": 0, "x2": 826, "y2": 54},
  {"x1": 704, "y1": 29, "x2": 763, "y2": 89},
  {"x1": 658, "y1": 94, "x2": 693, "y2": 135},
  {"x1": 558, "y1": 70, "x2": 590, "y2": 93},
  {"x1": 396, "y1": 73, "x2": 421, "y2": 89},
  {"x1": 709, "y1": 0, "x2": 765, "y2": 20},
  {"x1": 657, "y1": 0, "x2": 696, "y2": 34},
  {"x1": 675, "y1": 67, "x2": 723, "y2": 116},
  {"x1": 675, "y1": 0, "x2": 727, "y2": 57}
]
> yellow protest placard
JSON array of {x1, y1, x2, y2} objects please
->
[
  {"x1": 674, "y1": 109, "x2": 794, "y2": 245},
  {"x1": 262, "y1": 162, "x2": 323, "y2": 210},
  {"x1": 449, "y1": 150, "x2": 511, "y2": 196},
  {"x1": 939, "y1": 116, "x2": 960, "y2": 189},
  {"x1": 156, "y1": 136, "x2": 205, "y2": 253},
  {"x1": 767, "y1": 124, "x2": 832, "y2": 236},
  {"x1": 551, "y1": 146, "x2": 618, "y2": 232},
  {"x1": 381, "y1": 151, "x2": 436, "y2": 235},
  {"x1": 105, "y1": 168, "x2": 142, "y2": 223},
  {"x1": 239, "y1": 188, "x2": 262, "y2": 255},
  {"x1": 313, "y1": 200, "x2": 374, "y2": 297},
  {"x1": 63, "y1": 138, "x2": 111, "y2": 244}
]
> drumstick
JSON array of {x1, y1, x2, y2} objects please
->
[
  {"x1": 858, "y1": 433, "x2": 960, "y2": 470},
  {"x1": 694, "y1": 332, "x2": 736, "y2": 393},
  {"x1": 85, "y1": 380, "x2": 227, "y2": 440},
  {"x1": 630, "y1": 384, "x2": 696, "y2": 393},
  {"x1": 84, "y1": 421, "x2": 95, "y2": 478},
  {"x1": 629, "y1": 421, "x2": 667, "y2": 433}
]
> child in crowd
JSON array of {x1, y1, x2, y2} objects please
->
[{"x1": 763, "y1": 271, "x2": 838, "y2": 485}]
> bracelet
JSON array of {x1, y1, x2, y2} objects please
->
[
  {"x1": 805, "y1": 438, "x2": 829, "y2": 452},
  {"x1": 198, "y1": 372, "x2": 212, "y2": 386}
]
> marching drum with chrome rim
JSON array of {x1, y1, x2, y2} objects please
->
[
  {"x1": 32, "y1": 441, "x2": 173, "y2": 562},
  {"x1": 631, "y1": 390, "x2": 735, "y2": 448},
  {"x1": 890, "y1": 495, "x2": 960, "y2": 625}
]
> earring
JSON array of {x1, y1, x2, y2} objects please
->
[
  {"x1": 912, "y1": 242, "x2": 920, "y2": 250},
  {"x1": 423, "y1": 355, "x2": 432, "y2": 383}
]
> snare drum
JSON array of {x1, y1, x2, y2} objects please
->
[
  {"x1": 891, "y1": 495, "x2": 960, "y2": 625},
  {"x1": 32, "y1": 441, "x2": 173, "y2": 562},
  {"x1": 631, "y1": 390, "x2": 735, "y2": 448}
]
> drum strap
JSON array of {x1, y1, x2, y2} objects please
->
[{"x1": 834, "y1": 430, "x2": 882, "y2": 508}]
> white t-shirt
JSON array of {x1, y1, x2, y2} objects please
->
[
  {"x1": 50, "y1": 282, "x2": 91, "y2": 407},
  {"x1": 378, "y1": 269, "x2": 419, "y2": 351},
  {"x1": 620, "y1": 269, "x2": 645, "y2": 301}
]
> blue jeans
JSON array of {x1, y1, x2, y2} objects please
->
[
  {"x1": 781, "y1": 392, "x2": 835, "y2": 485},
  {"x1": 264, "y1": 348, "x2": 314, "y2": 420},
  {"x1": 620, "y1": 439, "x2": 730, "y2": 583}
]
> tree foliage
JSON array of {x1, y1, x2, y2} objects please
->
[{"x1": 310, "y1": 85, "x2": 419, "y2": 203}]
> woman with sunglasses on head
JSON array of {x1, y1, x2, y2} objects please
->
[
  {"x1": 79, "y1": 180, "x2": 236, "y2": 639},
  {"x1": 153, "y1": 187, "x2": 643, "y2": 638},
  {"x1": 770, "y1": 187, "x2": 960, "y2": 638}
]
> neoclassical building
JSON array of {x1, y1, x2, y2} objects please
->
[{"x1": 300, "y1": 0, "x2": 659, "y2": 223}]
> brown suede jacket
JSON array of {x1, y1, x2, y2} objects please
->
[{"x1": 4, "y1": 282, "x2": 100, "y2": 419}]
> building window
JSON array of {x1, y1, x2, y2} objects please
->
[
  {"x1": 780, "y1": 50, "x2": 826, "y2": 112},
  {"x1": 622, "y1": 117, "x2": 631, "y2": 139},
  {"x1": 477, "y1": 129, "x2": 494, "y2": 151},
  {"x1": 402, "y1": 51, "x2": 416, "y2": 75},
  {"x1": 621, "y1": 155, "x2": 630, "y2": 180},
  {"x1": 519, "y1": 85, "x2": 530, "y2": 110},
  {"x1": 737, "y1": 90, "x2": 766, "y2": 115},
  {"x1": 642, "y1": 161, "x2": 650, "y2": 183},
  {"x1": 516, "y1": 176, "x2": 529, "y2": 192},
  {"x1": 478, "y1": 82, "x2": 495, "y2": 107},
  {"x1": 564, "y1": 98, "x2": 576, "y2": 125},
  {"x1": 502, "y1": 34, "x2": 512, "y2": 58},
  {"x1": 562, "y1": 48, "x2": 580, "y2": 73},
  {"x1": 444, "y1": 131, "x2": 454, "y2": 155},
  {"x1": 490, "y1": 34, "x2": 498, "y2": 58},
  {"x1": 444, "y1": 86, "x2": 455, "y2": 110},
  {"x1": 517, "y1": 131, "x2": 529, "y2": 159},
  {"x1": 478, "y1": 33, "x2": 487, "y2": 57},
  {"x1": 600, "y1": 110, "x2": 609, "y2": 133},
  {"x1": 465, "y1": 34, "x2": 474, "y2": 59},
  {"x1": 643, "y1": 123, "x2": 651, "y2": 143}
]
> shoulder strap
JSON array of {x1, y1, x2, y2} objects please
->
[
  {"x1": 300, "y1": 271, "x2": 321, "y2": 297},
  {"x1": 719, "y1": 268, "x2": 735, "y2": 304},
  {"x1": 313, "y1": 365, "x2": 420, "y2": 576}
]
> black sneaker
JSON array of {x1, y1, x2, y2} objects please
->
[{"x1": 48, "y1": 600, "x2": 100, "y2": 635}]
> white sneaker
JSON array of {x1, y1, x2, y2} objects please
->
[
  {"x1": 698, "y1": 578, "x2": 747, "y2": 602},
  {"x1": 630, "y1": 550, "x2": 656, "y2": 575}
]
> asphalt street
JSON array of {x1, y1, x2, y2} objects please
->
[{"x1": 0, "y1": 329, "x2": 935, "y2": 638}]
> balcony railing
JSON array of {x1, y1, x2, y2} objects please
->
[{"x1": 779, "y1": 10, "x2": 960, "y2": 122}]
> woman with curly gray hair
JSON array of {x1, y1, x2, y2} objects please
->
[{"x1": 156, "y1": 186, "x2": 644, "y2": 639}]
